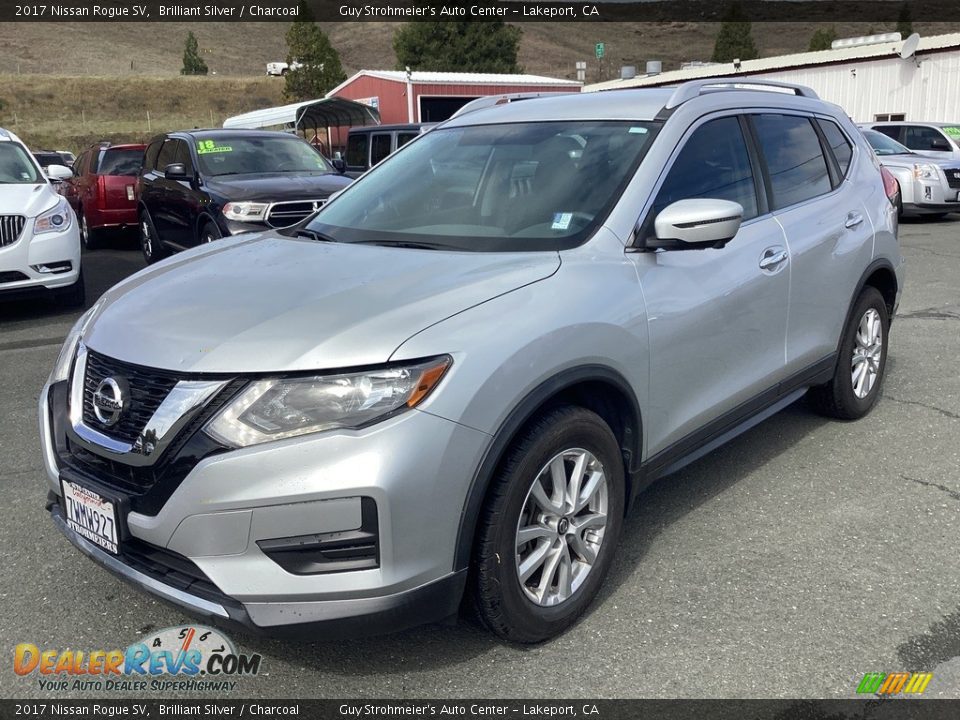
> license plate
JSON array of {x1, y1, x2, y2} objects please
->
[{"x1": 61, "y1": 480, "x2": 119, "y2": 554}]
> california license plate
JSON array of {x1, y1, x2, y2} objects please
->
[{"x1": 61, "y1": 480, "x2": 119, "y2": 554}]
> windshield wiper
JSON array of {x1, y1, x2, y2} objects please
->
[
  {"x1": 295, "y1": 229, "x2": 338, "y2": 243},
  {"x1": 354, "y1": 239, "x2": 445, "y2": 250}
]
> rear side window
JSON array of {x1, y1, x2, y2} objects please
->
[
  {"x1": 397, "y1": 132, "x2": 419, "y2": 149},
  {"x1": 818, "y1": 120, "x2": 853, "y2": 178},
  {"x1": 904, "y1": 125, "x2": 949, "y2": 151},
  {"x1": 370, "y1": 134, "x2": 392, "y2": 165},
  {"x1": 97, "y1": 148, "x2": 143, "y2": 176},
  {"x1": 872, "y1": 126, "x2": 902, "y2": 142},
  {"x1": 346, "y1": 134, "x2": 368, "y2": 168},
  {"x1": 752, "y1": 114, "x2": 831, "y2": 209},
  {"x1": 651, "y1": 115, "x2": 758, "y2": 221}
]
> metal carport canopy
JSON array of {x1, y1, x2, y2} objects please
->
[{"x1": 222, "y1": 97, "x2": 380, "y2": 130}]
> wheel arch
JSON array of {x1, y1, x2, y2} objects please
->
[{"x1": 452, "y1": 365, "x2": 643, "y2": 572}]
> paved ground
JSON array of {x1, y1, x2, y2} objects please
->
[{"x1": 1, "y1": 220, "x2": 959, "y2": 700}]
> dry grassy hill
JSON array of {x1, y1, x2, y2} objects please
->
[{"x1": 2, "y1": 20, "x2": 959, "y2": 151}]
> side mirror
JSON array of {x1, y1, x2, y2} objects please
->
[
  {"x1": 930, "y1": 137, "x2": 951, "y2": 150},
  {"x1": 164, "y1": 163, "x2": 188, "y2": 180},
  {"x1": 651, "y1": 198, "x2": 743, "y2": 250},
  {"x1": 331, "y1": 157, "x2": 346, "y2": 174},
  {"x1": 45, "y1": 164, "x2": 73, "y2": 181}
]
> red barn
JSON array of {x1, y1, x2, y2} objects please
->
[{"x1": 326, "y1": 70, "x2": 582, "y2": 125}]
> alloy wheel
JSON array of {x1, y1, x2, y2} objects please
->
[
  {"x1": 515, "y1": 448, "x2": 608, "y2": 607},
  {"x1": 852, "y1": 308, "x2": 883, "y2": 399},
  {"x1": 141, "y1": 219, "x2": 153, "y2": 257}
]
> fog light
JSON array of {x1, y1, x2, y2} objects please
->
[{"x1": 31, "y1": 261, "x2": 72, "y2": 274}]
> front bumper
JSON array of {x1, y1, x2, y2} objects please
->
[
  {"x1": 0, "y1": 218, "x2": 81, "y2": 293},
  {"x1": 40, "y1": 378, "x2": 488, "y2": 636}
]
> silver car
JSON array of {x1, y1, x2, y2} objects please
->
[
  {"x1": 861, "y1": 128, "x2": 960, "y2": 217},
  {"x1": 41, "y1": 80, "x2": 904, "y2": 643},
  {"x1": 865, "y1": 121, "x2": 960, "y2": 161}
]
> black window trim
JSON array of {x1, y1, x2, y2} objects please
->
[{"x1": 630, "y1": 110, "x2": 769, "y2": 249}]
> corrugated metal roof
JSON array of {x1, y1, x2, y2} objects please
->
[
  {"x1": 584, "y1": 32, "x2": 960, "y2": 93},
  {"x1": 223, "y1": 98, "x2": 380, "y2": 129},
  {"x1": 326, "y1": 70, "x2": 580, "y2": 97}
]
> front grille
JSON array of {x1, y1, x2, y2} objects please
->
[
  {"x1": 82, "y1": 351, "x2": 179, "y2": 444},
  {"x1": 0, "y1": 270, "x2": 29, "y2": 284},
  {"x1": 265, "y1": 199, "x2": 326, "y2": 228},
  {"x1": 0, "y1": 215, "x2": 26, "y2": 246},
  {"x1": 945, "y1": 169, "x2": 960, "y2": 189}
]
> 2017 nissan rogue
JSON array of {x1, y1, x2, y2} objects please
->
[{"x1": 41, "y1": 81, "x2": 904, "y2": 643}]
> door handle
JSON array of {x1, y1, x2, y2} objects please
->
[
  {"x1": 845, "y1": 212, "x2": 864, "y2": 228},
  {"x1": 759, "y1": 248, "x2": 788, "y2": 270}
]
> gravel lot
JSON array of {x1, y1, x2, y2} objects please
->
[{"x1": 1, "y1": 219, "x2": 959, "y2": 699}]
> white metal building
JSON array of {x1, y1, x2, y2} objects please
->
[{"x1": 584, "y1": 33, "x2": 960, "y2": 123}]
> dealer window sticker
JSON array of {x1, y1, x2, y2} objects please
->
[
  {"x1": 197, "y1": 140, "x2": 233, "y2": 154},
  {"x1": 941, "y1": 127, "x2": 960, "y2": 139},
  {"x1": 552, "y1": 212, "x2": 573, "y2": 230}
]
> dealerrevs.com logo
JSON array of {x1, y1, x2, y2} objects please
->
[{"x1": 14, "y1": 626, "x2": 262, "y2": 692}]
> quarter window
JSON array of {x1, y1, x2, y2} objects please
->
[
  {"x1": 651, "y1": 115, "x2": 758, "y2": 221},
  {"x1": 752, "y1": 114, "x2": 831, "y2": 209},
  {"x1": 817, "y1": 119, "x2": 853, "y2": 178}
]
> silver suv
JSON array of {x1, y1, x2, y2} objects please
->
[{"x1": 41, "y1": 80, "x2": 904, "y2": 643}]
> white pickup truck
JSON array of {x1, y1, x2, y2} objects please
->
[{"x1": 266, "y1": 60, "x2": 303, "y2": 76}]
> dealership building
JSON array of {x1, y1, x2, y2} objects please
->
[
  {"x1": 326, "y1": 70, "x2": 581, "y2": 124},
  {"x1": 584, "y1": 32, "x2": 960, "y2": 123}
]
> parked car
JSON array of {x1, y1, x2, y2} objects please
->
[
  {"x1": 266, "y1": 60, "x2": 302, "y2": 76},
  {"x1": 33, "y1": 150, "x2": 71, "y2": 174},
  {"x1": 865, "y1": 121, "x2": 960, "y2": 160},
  {"x1": 860, "y1": 128, "x2": 960, "y2": 217},
  {"x1": 60, "y1": 142, "x2": 145, "y2": 249},
  {"x1": 344, "y1": 123, "x2": 433, "y2": 177},
  {"x1": 137, "y1": 129, "x2": 352, "y2": 263},
  {"x1": 0, "y1": 128, "x2": 83, "y2": 306},
  {"x1": 41, "y1": 81, "x2": 903, "y2": 643},
  {"x1": 56, "y1": 150, "x2": 76, "y2": 166}
]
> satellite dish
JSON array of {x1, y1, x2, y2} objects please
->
[{"x1": 900, "y1": 33, "x2": 920, "y2": 60}]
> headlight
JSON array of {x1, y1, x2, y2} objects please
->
[
  {"x1": 205, "y1": 356, "x2": 451, "y2": 448},
  {"x1": 49, "y1": 305, "x2": 97, "y2": 383},
  {"x1": 222, "y1": 202, "x2": 270, "y2": 223},
  {"x1": 914, "y1": 163, "x2": 938, "y2": 180},
  {"x1": 34, "y1": 197, "x2": 72, "y2": 234}
]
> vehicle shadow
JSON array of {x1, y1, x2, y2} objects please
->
[{"x1": 232, "y1": 397, "x2": 831, "y2": 675}]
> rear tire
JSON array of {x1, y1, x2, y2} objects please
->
[
  {"x1": 809, "y1": 286, "x2": 889, "y2": 420},
  {"x1": 140, "y1": 210, "x2": 167, "y2": 265},
  {"x1": 57, "y1": 270, "x2": 85, "y2": 308},
  {"x1": 199, "y1": 220, "x2": 221, "y2": 245},
  {"x1": 79, "y1": 208, "x2": 100, "y2": 250},
  {"x1": 470, "y1": 405, "x2": 625, "y2": 643}
]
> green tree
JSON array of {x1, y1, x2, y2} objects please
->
[
  {"x1": 808, "y1": 26, "x2": 837, "y2": 51},
  {"x1": 711, "y1": 2, "x2": 759, "y2": 64},
  {"x1": 393, "y1": 21, "x2": 522, "y2": 74},
  {"x1": 896, "y1": 3, "x2": 913, "y2": 38},
  {"x1": 180, "y1": 31, "x2": 208, "y2": 76},
  {"x1": 283, "y1": 1, "x2": 347, "y2": 101}
]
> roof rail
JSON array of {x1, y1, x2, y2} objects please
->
[
  {"x1": 663, "y1": 78, "x2": 819, "y2": 110},
  {"x1": 451, "y1": 92, "x2": 576, "y2": 119}
]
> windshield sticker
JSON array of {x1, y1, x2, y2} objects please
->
[
  {"x1": 628, "y1": 126, "x2": 649, "y2": 134},
  {"x1": 552, "y1": 212, "x2": 573, "y2": 230},
  {"x1": 942, "y1": 127, "x2": 960, "y2": 139},
  {"x1": 197, "y1": 140, "x2": 233, "y2": 154}
]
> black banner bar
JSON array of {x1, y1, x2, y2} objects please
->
[
  {"x1": 2, "y1": 700, "x2": 960, "y2": 720},
  {"x1": 1, "y1": 1, "x2": 959, "y2": 23}
]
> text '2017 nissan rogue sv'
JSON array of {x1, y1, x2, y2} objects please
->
[{"x1": 41, "y1": 81, "x2": 904, "y2": 643}]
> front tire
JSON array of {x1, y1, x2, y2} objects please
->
[
  {"x1": 470, "y1": 406, "x2": 625, "y2": 643},
  {"x1": 199, "y1": 220, "x2": 221, "y2": 245},
  {"x1": 809, "y1": 286, "x2": 889, "y2": 420}
]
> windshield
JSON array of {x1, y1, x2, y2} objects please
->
[
  {"x1": 0, "y1": 143, "x2": 42, "y2": 184},
  {"x1": 98, "y1": 148, "x2": 143, "y2": 176},
  {"x1": 193, "y1": 135, "x2": 335, "y2": 177},
  {"x1": 307, "y1": 121, "x2": 660, "y2": 251},
  {"x1": 863, "y1": 130, "x2": 911, "y2": 156}
]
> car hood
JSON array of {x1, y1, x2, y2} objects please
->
[
  {"x1": 83, "y1": 234, "x2": 560, "y2": 373},
  {"x1": 204, "y1": 172, "x2": 352, "y2": 201},
  {"x1": 0, "y1": 183, "x2": 58, "y2": 216}
]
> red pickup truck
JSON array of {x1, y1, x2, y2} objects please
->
[{"x1": 60, "y1": 142, "x2": 145, "y2": 249}]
